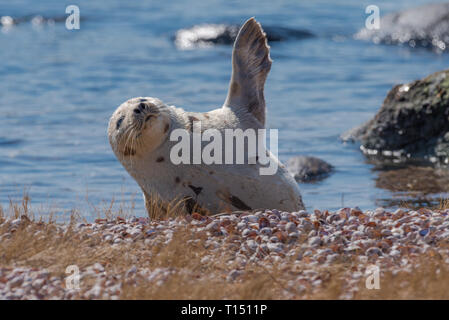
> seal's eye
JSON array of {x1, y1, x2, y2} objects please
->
[{"x1": 116, "y1": 116, "x2": 124, "y2": 130}]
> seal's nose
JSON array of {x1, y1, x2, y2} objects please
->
[{"x1": 133, "y1": 102, "x2": 147, "y2": 114}]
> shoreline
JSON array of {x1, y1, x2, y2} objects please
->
[{"x1": 1, "y1": 206, "x2": 449, "y2": 299}]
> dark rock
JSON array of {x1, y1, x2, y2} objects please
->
[
  {"x1": 174, "y1": 23, "x2": 313, "y2": 49},
  {"x1": 342, "y1": 69, "x2": 449, "y2": 164},
  {"x1": 286, "y1": 156, "x2": 333, "y2": 183},
  {"x1": 355, "y1": 2, "x2": 449, "y2": 52},
  {"x1": 0, "y1": 15, "x2": 78, "y2": 27}
]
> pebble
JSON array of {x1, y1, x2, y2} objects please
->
[
  {"x1": 227, "y1": 270, "x2": 241, "y2": 282},
  {"x1": 205, "y1": 221, "x2": 219, "y2": 232},
  {"x1": 288, "y1": 232, "x2": 300, "y2": 239},
  {"x1": 260, "y1": 227, "x2": 272, "y2": 235},
  {"x1": 237, "y1": 222, "x2": 247, "y2": 230},
  {"x1": 389, "y1": 249, "x2": 401, "y2": 257},
  {"x1": 9, "y1": 276, "x2": 24, "y2": 288},
  {"x1": 285, "y1": 222, "x2": 297, "y2": 233},
  {"x1": 366, "y1": 247, "x2": 382, "y2": 256},
  {"x1": 246, "y1": 240, "x2": 258, "y2": 251},
  {"x1": 92, "y1": 263, "x2": 104, "y2": 273},
  {"x1": 267, "y1": 242, "x2": 283, "y2": 253},
  {"x1": 125, "y1": 266, "x2": 137, "y2": 277},
  {"x1": 242, "y1": 229, "x2": 256, "y2": 237},
  {"x1": 245, "y1": 215, "x2": 258, "y2": 223},
  {"x1": 308, "y1": 236, "x2": 322, "y2": 247}
]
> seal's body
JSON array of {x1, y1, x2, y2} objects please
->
[{"x1": 108, "y1": 18, "x2": 304, "y2": 214}]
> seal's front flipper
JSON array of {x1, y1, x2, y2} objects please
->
[{"x1": 224, "y1": 17, "x2": 272, "y2": 127}]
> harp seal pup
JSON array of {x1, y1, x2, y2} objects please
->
[{"x1": 108, "y1": 18, "x2": 304, "y2": 214}]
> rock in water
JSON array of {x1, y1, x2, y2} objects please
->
[
  {"x1": 355, "y1": 2, "x2": 449, "y2": 52},
  {"x1": 174, "y1": 24, "x2": 240, "y2": 49},
  {"x1": 342, "y1": 69, "x2": 449, "y2": 164},
  {"x1": 174, "y1": 23, "x2": 313, "y2": 49},
  {"x1": 286, "y1": 156, "x2": 333, "y2": 182},
  {"x1": 0, "y1": 15, "x2": 72, "y2": 27}
]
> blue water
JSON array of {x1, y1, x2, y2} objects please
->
[{"x1": 1, "y1": 0, "x2": 449, "y2": 220}]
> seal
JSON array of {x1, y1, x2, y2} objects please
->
[{"x1": 108, "y1": 18, "x2": 304, "y2": 215}]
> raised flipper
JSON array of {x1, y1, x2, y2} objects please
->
[{"x1": 224, "y1": 17, "x2": 272, "y2": 127}]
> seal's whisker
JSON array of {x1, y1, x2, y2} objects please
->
[
  {"x1": 120, "y1": 124, "x2": 139, "y2": 170},
  {"x1": 122, "y1": 125, "x2": 135, "y2": 154},
  {"x1": 125, "y1": 124, "x2": 139, "y2": 168}
]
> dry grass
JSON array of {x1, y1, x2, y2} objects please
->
[
  {"x1": 144, "y1": 193, "x2": 187, "y2": 220},
  {"x1": 438, "y1": 198, "x2": 449, "y2": 210},
  {"x1": 354, "y1": 256, "x2": 449, "y2": 299},
  {"x1": 1, "y1": 196, "x2": 449, "y2": 299},
  {"x1": 0, "y1": 196, "x2": 288, "y2": 299}
]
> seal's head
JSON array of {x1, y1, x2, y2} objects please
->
[{"x1": 108, "y1": 97, "x2": 171, "y2": 159}]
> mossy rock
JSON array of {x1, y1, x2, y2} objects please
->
[{"x1": 342, "y1": 69, "x2": 449, "y2": 164}]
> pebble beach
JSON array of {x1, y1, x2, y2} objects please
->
[{"x1": 2, "y1": 206, "x2": 449, "y2": 300}]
